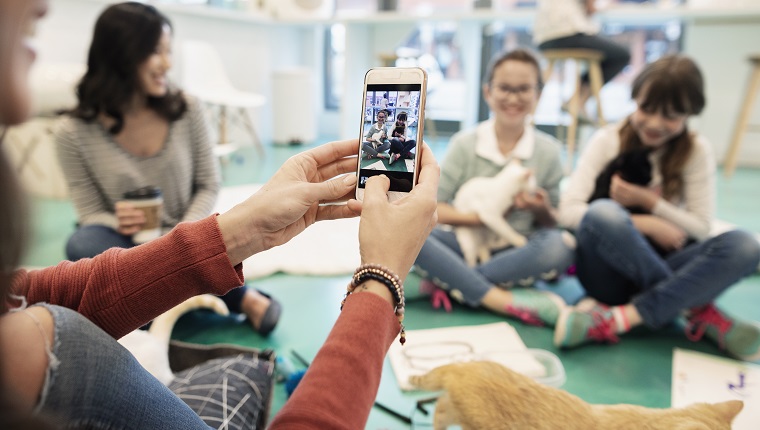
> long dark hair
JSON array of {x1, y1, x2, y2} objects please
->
[
  {"x1": 71, "y1": 2, "x2": 187, "y2": 134},
  {"x1": 619, "y1": 54, "x2": 705, "y2": 200}
]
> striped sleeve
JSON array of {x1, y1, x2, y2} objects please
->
[
  {"x1": 55, "y1": 118, "x2": 119, "y2": 229},
  {"x1": 181, "y1": 97, "x2": 221, "y2": 222}
]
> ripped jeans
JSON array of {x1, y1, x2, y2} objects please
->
[
  {"x1": 32, "y1": 304, "x2": 211, "y2": 429},
  {"x1": 414, "y1": 227, "x2": 575, "y2": 306}
]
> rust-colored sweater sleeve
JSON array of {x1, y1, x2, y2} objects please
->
[
  {"x1": 268, "y1": 292, "x2": 400, "y2": 430},
  {"x1": 11, "y1": 215, "x2": 244, "y2": 339}
]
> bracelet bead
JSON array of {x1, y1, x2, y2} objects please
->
[{"x1": 342, "y1": 264, "x2": 407, "y2": 345}]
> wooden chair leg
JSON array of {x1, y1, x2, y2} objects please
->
[
  {"x1": 724, "y1": 65, "x2": 760, "y2": 177},
  {"x1": 588, "y1": 60, "x2": 606, "y2": 126},
  {"x1": 543, "y1": 58, "x2": 565, "y2": 143},
  {"x1": 564, "y1": 61, "x2": 583, "y2": 173}
]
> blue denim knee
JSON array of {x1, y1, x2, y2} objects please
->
[
  {"x1": 65, "y1": 225, "x2": 135, "y2": 261},
  {"x1": 35, "y1": 305, "x2": 210, "y2": 429}
]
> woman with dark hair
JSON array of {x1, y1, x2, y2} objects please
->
[
  {"x1": 388, "y1": 111, "x2": 417, "y2": 165},
  {"x1": 556, "y1": 55, "x2": 760, "y2": 359},
  {"x1": 0, "y1": 1, "x2": 439, "y2": 428},
  {"x1": 55, "y1": 2, "x2": 281, "y2": 336},
  {"x1": 414, "y1": 48, "x2": 575, "y2": 328}
]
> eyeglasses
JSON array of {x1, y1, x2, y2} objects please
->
[{"x1": 492, "y1": 84, "x2": 537, "y2": 98}]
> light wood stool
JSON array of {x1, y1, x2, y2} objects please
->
[
  {"x1": 724, "y1": 55, "x2": 760, "y2": 177},
  {"x1": 542, "y1": 48, "x2": 607, "y2": 171}
]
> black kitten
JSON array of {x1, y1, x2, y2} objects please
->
[{"x1": 589, "y1": 148, "x2": 652, "y2": 213}]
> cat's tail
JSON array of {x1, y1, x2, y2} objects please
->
[{"x1": 148, "y1": 294, "x2": 230, "y2": 345}]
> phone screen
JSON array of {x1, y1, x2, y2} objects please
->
[{"x1": 357, "y1": 83, "x2": 423, "y2": 193}]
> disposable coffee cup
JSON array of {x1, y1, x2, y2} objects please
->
[{"x1": 123, "y1": 186, "x2": 163, "y2": 244}]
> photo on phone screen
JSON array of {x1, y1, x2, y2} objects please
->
[{"x1": 356, "y1": 72, "x2": 425, "y2": 200}]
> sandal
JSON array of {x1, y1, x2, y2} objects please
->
[{"x1": 253, "y1": 290, "x2": 282, "y2": 337}]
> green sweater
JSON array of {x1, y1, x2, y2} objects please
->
[{"x1": 439, "y1": 119, "x2": 564, "y2": 236}]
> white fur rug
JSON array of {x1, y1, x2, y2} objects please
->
[
  {"x1": 214, "y1": 184, "x2": 360, "y2": 279},
  {"x1": 215, "y1": 184, "x2": 760, "y2": 279}
]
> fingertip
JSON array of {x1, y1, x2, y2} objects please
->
[
  {"x1": 363, "y1": 175, "x2": 390, "y2": 204},
  {"x1": 341, "y1": 173, "x2": 358, "y2": 187},
  {"x1": 366, "y1": 174, "x2": 390, "y2": 187},
  {"x1": 346, "y1": 198, "x2": 363, "y2": 214}
]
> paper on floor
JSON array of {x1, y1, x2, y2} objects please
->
[
  {"x1": 672, "y1": 348, "x2": 760, "y2": 430},
  {"x1": 388, "y1": 322, "x2": 546, "y2": 391}
]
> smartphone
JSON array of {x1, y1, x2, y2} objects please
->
[{"x1": 355, "y1": 67, "x2": 427, "y2": 202}]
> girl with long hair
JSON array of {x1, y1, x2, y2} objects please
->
[{"x1": 556, "y1": 55, "x2": 760, "y2": 360}]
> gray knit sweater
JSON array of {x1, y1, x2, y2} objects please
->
[{"x1": 55, "y1": 97, "x2": 221, "y2": 231}]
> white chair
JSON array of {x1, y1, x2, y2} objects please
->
[{"x1": 180, "y1": 40, "x2": 266, "y2": 156}]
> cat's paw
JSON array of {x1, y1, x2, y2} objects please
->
[
  {"x1": 511, "y1": 234, "x2": 528, "y2": 248},
  {"x1": 477, "y1": 248, "x2": 491, "y2": 265}
]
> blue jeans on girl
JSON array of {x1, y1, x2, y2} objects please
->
[
  {"x1": 576, "y1": 199, "x2": 760, "y2": 329},
  {"x1": 389, "y1": 138, "x2": 416, "y2": 157},
  {"x1": 414, "y1": 227, "x2": 575, "y2": 306}
]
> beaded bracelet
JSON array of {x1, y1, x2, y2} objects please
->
[{"x1": 341, "y1": 263, "x2": 407, "y2": 345}]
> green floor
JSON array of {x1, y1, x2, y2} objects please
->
[{"x1": 22, "y1": 137, "x2": 760, "y2": 429}]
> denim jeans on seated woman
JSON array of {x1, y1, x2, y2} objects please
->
[
  {"x1": 32, "y1": 304, "x2": 212, "y2": 429},
  {"x1": 414, "y1": 227, "x2": 575, "y2": 307},
  {"x1": 65, "y1": 224, "x2": 135, "y2": 262},
  {"x1": 575, "y1": 199, "x2": 760, "y2": 329}
]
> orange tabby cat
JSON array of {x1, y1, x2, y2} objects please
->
[{"x1": 409, "y1": 361, "x2": 743, "y2": 430}]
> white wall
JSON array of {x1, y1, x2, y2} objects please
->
[
  {"x1": 36, "y1": 0, "x2": 102, "y2": 64},
  {"x1": 683, "y1": 18, "x2": 760, "y2": 167}
]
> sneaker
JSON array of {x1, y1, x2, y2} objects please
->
[
  {"x1": 419, "y1": 279, "x2": 453, "y2": 313},
  {"x1": 685, "y1": 303, "x2": 760, "y2": 362},
  {"x1": 504, "y1": 290, "x2": 566, "y2": 327},
  {"x1": 554, "y1": 306, "x2": 620, "y2": 349},
  {"x1": 389, "y1": 153, "x2": 396, "y2": 165}
]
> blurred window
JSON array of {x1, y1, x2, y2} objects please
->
[{"x1": 324, "y1": 24, "x2": 345, "y2": 111}]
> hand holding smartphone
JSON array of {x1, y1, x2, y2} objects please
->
[{"x1": 355, "y1": 67, "x2": 427, "y2": 202}]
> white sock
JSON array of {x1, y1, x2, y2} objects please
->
[{"x1": 610, "y1": 306, "x2": 631, "y2": 334}]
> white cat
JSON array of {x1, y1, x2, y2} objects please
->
[
  {"x1": 118, "y1": 294, "x2": 229, "y2": 385},
  {"x1": 453, "y1": 159, "x2": 536, "y2": 267}
]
